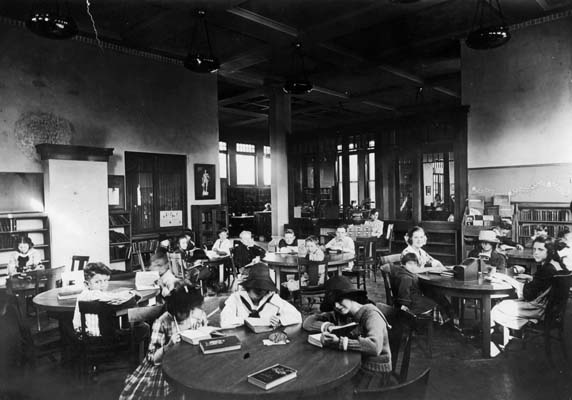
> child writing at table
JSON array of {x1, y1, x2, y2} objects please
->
[
  {"x1": 220, "y1": 263, "x2": 301, "y2": 328},
  {"x1": 7, "y1": 235, "x2": 44, "y2": 277},
  {"x1": 120, "y1": 281, "x2": 206, "y2": 400}
]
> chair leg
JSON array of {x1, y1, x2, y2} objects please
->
[{"x1": 502, "y1": 326, "x2": 510, "y2": 347}]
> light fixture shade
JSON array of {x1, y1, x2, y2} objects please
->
[
  {"x1": 26, "y1": 12, "x2": 78, "y2": 40},
  {"x1": 283, "y1": 79, "x2": 313, "y2": 95},
  {"x1": 466, "y1": 26, "x2": 510, "y2": 49},
  {"x1": 184, "y1": 53, "x2": 220, "y2": 73}
]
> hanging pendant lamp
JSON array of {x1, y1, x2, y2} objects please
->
[
  {"x1": 283, "y1": 42, "x2": 313, "y2": 95},
  {"x1": 184, "y1": 10, "x2": 220, "y2": 73},
  {"x1": 26, "y1": 1, "x2": 78, "y2": 40},
  {"x1": 465, "y1": 0, "x2": 510, "y2": 50}
]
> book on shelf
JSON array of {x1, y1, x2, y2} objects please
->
[
  {"x1": 199, "y1": 335, "x2": 241, "y2": 354},
  {"x1": 247, "y1": 364, "x2": 297, "y2": 390},
  {"x1": 135, "y1": 271, "x2": 159, "y2": 290},
  {"x1": 180, "y1": 326, "x2": 220, "y2": 345},
  {"x1": 244, "y1": 317, "x2": 275, "y2": 334},
  {"x1": 307, "y1": 333, "x2": 323, "y2": 348},
  {"x1": 57, "y1": 285, "x2": 84, "y2": 300}
]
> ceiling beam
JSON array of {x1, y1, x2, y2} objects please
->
[
  {"x1": 219, "y1": 46, "x2": 269, "y2": 72},
  {"x1": 226, "y1": 7, "x2": 298, "y2": 37},
  {"x1": 219, "y1": 88, "x2": 266, "y2": 106},
  {"x1": 219, "y1": 107, "x2": 267, "y2": 118}
]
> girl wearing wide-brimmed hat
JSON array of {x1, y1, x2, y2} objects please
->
[
  {"x1": 220, "y1": 262, "x2": 301, "y2": 328},
  {"x1": 302, "y1": 276, "x2": 393, "y2": 389},
  {"x1": 468, "y1": 230, "x2": 507, "y2": 272}
]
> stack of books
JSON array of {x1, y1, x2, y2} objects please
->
[{"x1": 199, "y1": 335, "x2": 241, "y2": 354}]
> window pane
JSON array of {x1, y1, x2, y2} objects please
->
[
  {"x1": 349, "y1": 154, "x2": 358, "y2": 181},
  {"x1": 350, "y1": 182, "x2": 358, "y2": 204},
  {"x1": 337, "y1": 154, "x2": 343, "y2": 204},
  {"x1": 219, "y1": 153, "x2": 227, "y2": 179},
  {"x1": 422, "y1": 152, "x2": 454, "y2": 221},
  {"x1": 236, "y1": 154, "x2": 256, "y2": 185},
  {"x1": 369, "y1": 182, "x2": 376, "y2": 209},
  {"x1": 397, "y1": 157, "x2": 413, "y2": 220},
  {"x1": 263, "y1": 157, "x2": 271, "y2": 185},
  {"x1": 368, "y1": 152, "x2": 375, "y2": 180}
]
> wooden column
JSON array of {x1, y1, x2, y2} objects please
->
[{"x1": 268, "y1": 87, "x2": 291, "y2": 237}]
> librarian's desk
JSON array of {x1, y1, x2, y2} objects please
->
[
  {"x1": 162, "y1": 324, "x2": 361, "y2": 400},
  {"x1": 263, "y1": 252, "x2": 355, "y2": 288}
]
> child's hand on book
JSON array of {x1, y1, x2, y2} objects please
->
[
  {"x1": 321, "y1": 332, "x2": 340, "y2": 347},
  {"x1": 269, "y1": 315, "x2": 281, "y2": 328}
]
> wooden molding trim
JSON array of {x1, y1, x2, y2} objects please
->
[{"x1": 35, "y1": 144, "x2": 114, "y2": 162}]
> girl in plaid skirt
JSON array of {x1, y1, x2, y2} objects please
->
[{"x1": 119, "y1": 280, "x2": 207, "y2": 400}]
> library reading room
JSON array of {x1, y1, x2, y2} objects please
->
[{"x1": 1, "y1": 1, "x2": 572, "y2": 399}]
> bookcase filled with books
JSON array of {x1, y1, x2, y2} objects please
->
[
  {"x1": 0, "y1": 213, "x2": 50, "y2": 287},
  {"x1": 109, "y1": 209, "x2": 132, "y2": 270},
  {"x1": 514, "y1": 202, "x2": 572, "y2": 247}
]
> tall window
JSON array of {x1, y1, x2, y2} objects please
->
[
  {"x1": 422, "y1": 151, "x2": 454, "y2": 221},
  {"x1": 263, "y1": 145, "x2": 271, "y2": 186},
  {"x1": 367, "y1": 140, "x2": 376, "y2": 209},
  {"x1": 219, "y1": 141, "x2": 228, "y2": 179},
  {"x1": 126, "y1": 152, "x2": 187, "y2": 234},
  {"x1": 348, "y1": 142, "x2": 358, "y2": 205},
  {"x1": 336, "y1": 144, "x2": 343, "y2": 205},
  {"x1": 397, "y1": 156, "x2": 413, "y2": 220},
  {"x1": 236, "y1": 143, "x2": 256, "y2": 185}
]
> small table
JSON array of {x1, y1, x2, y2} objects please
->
[
  {"x1": 506, "y1": 248, "x2": 536, "y2": 274},
  {"x1": 162, "y1": 324, "x2": 361, "y2": 399},
  {"x1": 263, "y1": 252, "x2": 355, "y2": 288},
  {"x1": 33, "y1": 279, "x2": 159, "y2": 314},
  {"x1": 418, "y1": 273, "x2": 514, "y2": 358}
]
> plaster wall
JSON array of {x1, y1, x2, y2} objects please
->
[
  {"x1": 462, "y1": 18, "x2": 572, "y2": 202},
  {"x1": 0, "y1": 23, "x2": 219, "y2": 209}
]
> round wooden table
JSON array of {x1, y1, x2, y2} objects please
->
[
  {"x1": 162, "y1": 324, "x2": 361, "y2": 399},
  {"x1": 418, "y1": 273, "x2": 514, "y2": 358},
  {"x1": 33, "y1": 279, "x2": 159, "y2": 313},
  {"x1": 506, "y1": 248, "x2": 536, "y2": 274},
  {"x1": 263, "y1": 252, "x2": 355, "y2": 288}
]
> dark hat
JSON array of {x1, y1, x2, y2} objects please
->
[
  {"x1": 320, "y1": 276, "x2": 366, "y2": 312},
  {"x1": 240, "y1": 263, "x2": 276, "y2": 292}
]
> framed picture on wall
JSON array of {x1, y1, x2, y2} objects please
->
[
  {"x1": 194, "y1": 164, "x2": 216, "y2": 200},
  {"x1": 108, "y1": 175, "x2": 125, "y2": 209}
]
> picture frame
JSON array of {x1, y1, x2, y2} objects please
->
[
  {"x1": 194, "y1": 164, "x2": 216, "y2": 200},
  {"x1": 108, "y1": 175, "x2": 125, "y2": 209},
  {"x1": 425, "y1": 185, "x2": 431, "y2": 196}
]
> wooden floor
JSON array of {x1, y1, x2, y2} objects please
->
[{"x1": 1, "y1": 271, "x2": 571, "y2": 400}]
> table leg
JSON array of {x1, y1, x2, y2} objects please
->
[
  {"x1": 273, "y1": 267, "x2": 281, "y2": 288},
  {"x1": 481, "y1": 294, "x2": 492, "y2": 358}
]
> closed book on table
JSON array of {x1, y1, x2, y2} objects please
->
[
  {"x1": 247, "y1": 364, "x2": 297, "y2": 390},
  {"x1": 180, "y1": 326, "x2": 219, "y2": 345},
  {"x1": 199, "y1": 335, "x2": 241, "y2": 354},
  {"x1": 307, "y1": 333, "x2": 323, "y2": 348},
  {"x1": 57, "y1": 285, "x2": 84, "y2": 300},
  {"x1": 245, "y1": 317, "x2": 275, "y2": 333}
]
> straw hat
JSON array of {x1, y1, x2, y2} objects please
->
[
  {"x1": 478, "y1": 230, "x2": 500, "y2": 244},
  {"x1": 240, "y1": 263, "x2": 276, "y2": 292},
  {"x1": 320, "y1": 276, "x2": 366, "y2": 312}
]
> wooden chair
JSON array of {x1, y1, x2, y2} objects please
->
[
  {"x1": 505, "y1": 273, "x2": 572, "y2": 363},
  {"x1": 373, "y1": 224, "x2": 395, "y2": 280},
  {"x1": 71, "y1": 255, "x2": 90, "y2": 271},
  {"x1": 3, "y1": 295, "x2": 63, "y2": 369},
  {"x1": 381, "y1": 264, "x2": 433, "y2": 358},
  {"x1": 77, "y1": 301, "x2": 132, "y2": 382},
  {"x1": 343, "y1": 237, "x2": 376, "y2": 290},
  {"x1": 127, "y1": 305, "x2": 164, "y2": 366},
  {"x1": 354, "y1": 368, "x2": 431, "y2": 400},
  {"x1": 296, "y1": 256, "x2": 330, "y2": 312}
]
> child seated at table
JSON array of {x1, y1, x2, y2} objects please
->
[
  {"x1": 7, "y1": 235, "x2": 44, "y2": 277},
  {"x1": 467, "y1": 230, "x2": 507, "y2": 273},
  {"x1": 150, "y1": 252, "x2": 178, "y2": 300},
  {"x1": 282, "y1": 236, "x2": 326, "y2": 294},
  {"x1": 278, "y1": 229, "x2": 298, "y2": 253},
  {"x1": 220, "y1": 263, "x2": 301, "y2": 328},
  {"x1": 302, "y1": 276, "x2": 393, "y2": 390},
  {"x1": 120, "y1": 281, "x2": 206, "y2": 400},
  {"x1": 72, "y1": 262, "x2": 136, "y2": 336},
  {"x1": 393, "y1": 253, "x2": 437, "y2": 316}
]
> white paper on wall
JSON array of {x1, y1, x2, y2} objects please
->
[{"x1": 159, "y1": 210, "x2": 182, "y2": 227}]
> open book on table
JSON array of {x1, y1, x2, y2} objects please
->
[
  {"x1": 135, "y1": 271, "x2": 160, "y2": 290},
  {"x1": 180, "y1": 326, "x2": 220, "y2": 345}
]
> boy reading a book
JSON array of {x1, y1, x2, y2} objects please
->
[
  {"x1": 120, "y1": 281, "x2": 206, "y2": 400},
  {"x1": 72, "y1": 262, "x2": 135, "y2": 336},
  {"x1": 302, "y1": 276, "x2": 393, "y2": 389},
  {"x1": 220, "y1": 263, "x2": 301, "y2": 328}
]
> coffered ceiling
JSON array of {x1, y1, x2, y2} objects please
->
[{"x1": 2, "y1": 0, "x2": 572, "y2": 133}]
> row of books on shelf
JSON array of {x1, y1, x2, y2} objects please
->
[
  {"x1": 109, "y1": 214, "x2": 130, "y2": 226},
  {"x1": 519, "y1": 224, "x2": 570, "y2": 237},
  {"x1": 0, "y1": 219, "x2": 15, "y2": 232},
  {"x1": 110, "y1": 245, "x2": 131, "y2": 261},
  {"x1": 519, "y1": 209, "x2": 570, "y2": 222},
  {"x1": 132, "y1": 239, "x2": 159, "y2": 253},
  {"x1": 109, "y1": 231, "x2": 129, "y2": 243}
]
